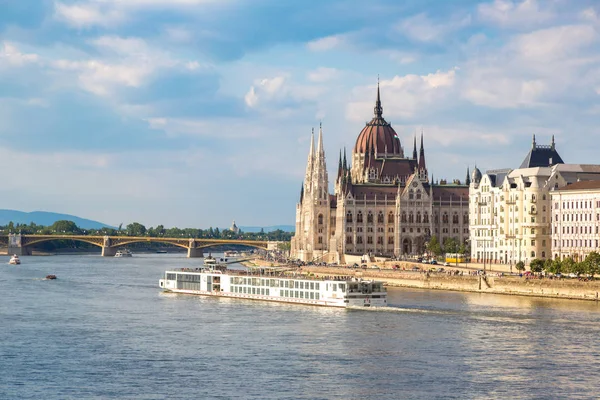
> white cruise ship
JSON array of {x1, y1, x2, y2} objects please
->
[{"x1": 159, "y1": 267, "x2": 387, "y2": 308}]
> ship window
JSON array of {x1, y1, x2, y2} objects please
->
[
  {"x1": 265, "y1": 289, "x2": 270, "y2": 296},
  {"x1": 333, "y1": 284, "x2": 337, "y2": 291},
  {"x1": 315, "y1": 283, "x2": 320, "y2": 290},
  {"x1": 300, "y1": 282, "x2": 304, "y2": 289},
  {"x1": 167, "y1": 273, "x2": 176, "y2": 280},
  {"x1": 310, "y1": 282, "x2": 314, "y2": 290},
  {"x1": 310, "y1": 292, "x2": 314, "y2": 299},
  {"x1": 300, "y1": 291, "x2": 304, "y2": 298},
  {"x1": 339, "y1": 284, "x2": 345, "y2": 291},
  {"x1": 316, "y1": 293, "x2": 320, "y2": 300},
  {"x1": 295, "y1": 281, "x2": 299, "y2": 289},
  {"x1": 295, "y1": 291, "x2": 299, "y2": 298}
]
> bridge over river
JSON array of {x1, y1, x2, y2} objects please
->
[{"x1": 0, "y1": 233, "x2": 278, "y2": 258}]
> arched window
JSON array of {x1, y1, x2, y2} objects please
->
[
  {"x1": 357, "y1": 211, "x2": 363, "y2": 223},
  {"x1": 452, "y1": 213, "x2": 459, "y2": 224},
  {"x1": 424, "y1": 212, "x2": 429, "y2": 223},
  {"x1": 388, "y1": 212, "x2": 394, "y2": 223},
  {"x1": 434, "y1": 213, "x2": 439, "y2": 224},
  {"x1": 442, "y1": 213, "x2": 449, "y2": 224},
  {"x1": 377, "y1": 212, "x2": 384, "y2": 224},
  {"x1": 367, "y1": 212, "x2": 374, "y2": 224},
  {"x1": 318, "y1": 214, "x2": 323, "y2": 225},
  {"x1": 401, "y1": 212, "x2": 407, "y2": 223},
  {"x1": 531, "y1": 251, "x2": 535, "y2": 258},
  {"x1": 416, "y1": 190, "x2": 422, "y2": 200},
  {"x1": 346, "y1": 212, "x2": 353, "y2": 223},
  {"x1": 416, "y1": 212, "x2": 421, "y2": 223},
  {"x1": 409, "y1": 190, "x2": 414, "y2": 200},
  {"x1": 463, "y1": 213, "x2": 468, "y2": 224},
  {"x1": 408, "y1": 212, "x2": 414, "y2": 223}
]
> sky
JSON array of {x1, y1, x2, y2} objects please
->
[{"x1": 1, "y1": 0, "x2": 600, "y2": 229}]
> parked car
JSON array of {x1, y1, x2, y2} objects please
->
[
  {"x1": 443, "y1": 262, "x2": 450, "y2": 266},
  {"x1": 411, "y1": 266, "x2": 420, "y2": 271},
  {"x1": 361, "y1": 264, "x2": 368, "y2": 269},
  {"x1": 430, "y1": 260, "x2": 438, "y2": 265}
]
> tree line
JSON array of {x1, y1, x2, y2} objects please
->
[
  {"x1": 0, "y1": 220, "x2": 294, "y2": 242},
  {"x1": 520, "y1": 253, "x2": 600, "y2": 277}
]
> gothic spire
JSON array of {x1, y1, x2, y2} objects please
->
[
  {"x1": 412, "y1": 135, "x2": 417, "y2": 159},
  {"x1": 551, "y1": 134, "x2": 555, "y2": 150},
  {"x1": 300, "y1": 183, "x2": 304, "y2": 203},
  {"x1": 532, "y1": 134, "x2": 536, "y2": 149},
  {"x1": 466, "y1": 167, "x2": 471, "y2": 186},
  {"x1": 337, "y1": 149, "x2": 343, "y2": 179},
  {"x1": 317, "y1": 122, "x2": 324, "y2": 156},
  {"x1": 418, "y1": 129, "x2": 426, "y2": 171},
  {"x1": 374, "y1": 77, "x2": 383, "y2": 118},
  {"x1": 343, "y1": 147, "x2": 347, "y2": 171}
]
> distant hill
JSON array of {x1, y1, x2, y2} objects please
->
[
  {"x1": 0, "y1": 210, "x2": 113, "y2": 230},
  {"x1": 239, "y1": 225, "x2": 295, "y2": 233}
]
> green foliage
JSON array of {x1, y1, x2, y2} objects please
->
[
  {"x1": 545, "y1": 258, "x2": 563, "y2": 275},
  {"x1": 515, "y1": 261, "x2": 525, "y2": 272},
  {"x1": 561, "y1": 257, "x2": 576, "y2": 274},
  {"x1": 458, "y1": 242, "x2": 467, "y2": 256},
  {"x1": 427, "y1": 236, "x2": 442, "y2": 257},
  {"x1": 126, "y1": 222, "x2": 147, "y2": 237},
  {"x1": 51, "y1": 220, "x2": 81, "y2": 234},
  {"x1": 529, "y1": 258, "x2": 544, "y2": 273},
  {"x1": 443, "y1": 237, "x2": 459, "y2": 254},
  {"x1": 584, "y1": 252, "x2": 600, "y2": 277}
]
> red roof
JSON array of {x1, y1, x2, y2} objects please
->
[{"x1": 560, "y1": 180, "x2": 600, "y2": 191}]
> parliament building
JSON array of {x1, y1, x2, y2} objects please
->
[{"x1": 291, "y1": 86, "x2": 469, "y2": 263}]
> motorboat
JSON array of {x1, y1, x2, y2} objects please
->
[
  {"x1": 9, "y1": 254, "x2": 21, "y2": 265},
  {"x1": 115, "y1": 249, "x2": 133, "y2": 258}
]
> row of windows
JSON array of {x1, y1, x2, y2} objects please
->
[
  {"x1": 559, "y1": 200, "x2": 597, "y2": 210},
  {"x1": 555, "y1": 239, "x2": 599, "y2": 248},
  {"x1": 232, "y1": 286, "x2": 323, "y2": 300},
  {"x1": 346, "y1": 236, "x2": 394, "y2": 245},
  {"x1": 230, "y1": 277, "x2": 321, "y2": 290},
  {"x1": 345, "y1": 211, "x2": 393, "y2": 224},
  {"x1": 555, "y1": 225, "x2": 599, "y2": 235}
]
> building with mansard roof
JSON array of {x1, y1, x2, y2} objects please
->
[
  {"x1": 291, "y1": 86, "x2": 470, "y2": 263},
  {"x1": 469, "y1": 135, "x2": 600, "y2": 267}
]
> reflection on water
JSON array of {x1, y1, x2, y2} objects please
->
[{"x1": 1, "y1": 254, "x2": 599, "y2": 399}]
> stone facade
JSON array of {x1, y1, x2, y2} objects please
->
[
  {"x1": 551, "y1": 181, "x2": 600, "y2": 261},
  {"x1": 291, "y1": 87, "x2": 469, "y2": 263},
  {"x1": 469, "y1": 137, "x2": 600, "y2": 266}
]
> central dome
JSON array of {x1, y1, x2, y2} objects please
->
[{"x1": 353, "y1": 86, "x2": 402, "y2": 155}]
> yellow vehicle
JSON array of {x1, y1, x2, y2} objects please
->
[{"x1": 445, "y1": 253, "x2": 465, "y2": 263}]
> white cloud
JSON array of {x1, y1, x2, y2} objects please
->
[
  {"x1": 478, "y1": 0, "x2": 555, "y2": 28},
  {"x1": 0, "y1": 42, "x2": 39, "y2": 66},
  {"x1": 509, "y1": 25, "x2": 597, "y2": 62},
  {"x1": 244, "y1": 76, "x2": 286, "y2": 108},
  {"x1": 307, "y1": 67, "x2": 339, "y2": 83},
  {"x1": 306, "y1": 35, "x2": 344, "y2": 52},
  {"x1": 54, "y1": 2, "x2": 126, "y2": 28},
  {"x1": 346, "y1": 69, "x2": 457, "y2": 120},
  {"x1": 396, "y1": 13, "x2": 471, "y2": 43}
]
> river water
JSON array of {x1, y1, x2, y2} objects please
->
[{"x1": 1, "y1": 254, "x2": 599, "y2": 399}]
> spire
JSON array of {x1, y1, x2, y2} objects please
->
[
  {"x1": 337, "y1": 150, "x2": 343, "y2": 179},
  {"x1": 343, "y1": 147, "x2": 347, "y2": 171},
  {"x1": 317, "y1": 122, "x2": 324, "y2": 155},
  {"x1": 300, "y1": 183, "x2": 304, "y2": 203},
  {"x1": 308, "y1": 128, "x2": 315, "y2": 160},
  {"x1": 532, "y1": 134, "x2": 536, "y2": 149},
  {"x1": 412, "y1": 135, "x2": 417, "y2": 159},
  {"x1": 551, "y1": 135, "x2": 555, "y2": 151},
  {"x1": 418, "y1": 129, "x2": 426, "y2": 171},
  {"x1": 466, "y1": 167, "x2": 471, "y2": 186},
  {"x1": 374, "y1": 77, "x2": 383, "y2": 118}
]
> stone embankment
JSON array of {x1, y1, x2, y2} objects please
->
[{"x1": 303, "y1": 266, "x2": 600, "y2": 302}]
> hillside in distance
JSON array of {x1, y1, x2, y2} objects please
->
[
  {"x1": 239, "y1": 225, "x2": 295, "y2": 233},
  {"x1": 0, "y1": 209, "x2": 113, "y2": 230}
]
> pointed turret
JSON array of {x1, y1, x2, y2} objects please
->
[
  {"x1": 303, "y1": 128, "x2": 315, "y2": 195},
  {"x1": 343, "y1": 147, "x2": 347, "y2": 171},
  {"x1": 374, "y1": 78, "x2": 383, "y2": 118},
  {"x1": 337, "y1": 149, "x2": 343, "y2": 179},
  {"x1": 466, "y1": 167, "x2": 471, "y2": 186},
  {"x1": 317, "y1": 122, "x2": 324, "y2": 156},
  {"x1": 418, "y1": 130, "x2": 427, "y2": 179},
  {"x1": 300, "y1": 183, "x2": 304, "y2": 203},
  {"x1": 412, "y1": 135, "x2": 417, "y2": 160},
  {"x1": 551, "y1": 135, "x2": 555, "y2": 151},
  {"x1": 532, "y1": 134, "x2": 537, "y2": 149}
]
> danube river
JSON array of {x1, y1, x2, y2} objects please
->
[{"x1": 2, "y1": 254, "x2": 600, "y2": 399}]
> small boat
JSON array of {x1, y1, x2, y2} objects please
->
[
  {"x1": 156, "y1": 250, "x2": 168, "y2": 254},
  {"x1": 115, "y1": 249, "x2": 133, "y2": 258},
  {"x1": 224, "y1": 251, "x2": 240, "y2": 258},
  {"x1": 45, "y1": 275, "x2": 57, "y2": 280},
  {"x1": 9, "y1": 254, "x2": 21, "y2": 265}
]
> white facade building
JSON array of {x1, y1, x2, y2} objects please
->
[
  {"x1": 470, "y1": 137, "x2": 600, "y2": 266},
  {"x1": 551, "y1": 181, "x2": 600, "y2": 261}
]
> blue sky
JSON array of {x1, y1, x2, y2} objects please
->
[{"x1": 1, "y1": 0, "x2": 600, "y2": 228}]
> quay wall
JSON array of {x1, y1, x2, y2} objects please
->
[{"x1": 304, "y1": 267, "x2": 600, "y2": 302}]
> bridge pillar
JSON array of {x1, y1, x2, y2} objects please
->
[
  {"x1": 101, "y1": 246, "x2": 117, "y2": 257},
  {"x1": 187, "y1": 247, "x2": 204, "y2": 258},
  {"x1": 101, "y1": 235, "x2": 116, "y2": 257},
  {"x1": 8, "y1": 234, "x2": 31, "y2": 256}
]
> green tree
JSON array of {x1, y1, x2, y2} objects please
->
[
  {"x1": 443, "y1": 238, "x2": 458, "y2": 254},
  {"x1": 427, "y1": 236, "x2": 442, "y2": 257},
  {"x1": 529, "y1": 258, "x2": 544, "y2": 273},
  {"x1": 561, "y1": 257, "x2": 576, "y2": 274},
  {"x1": 515, "y1": 261, "x2": 525, "y2": 272},
  {"x1": 126, "y1": 222, "x2": 147, "y2": 237},
  {"x1": 584, "y1": 252, "x2": 600, "y2": 278},
  {"x1": 51, "y1": 220, "x2": 81, "y2": 234}
]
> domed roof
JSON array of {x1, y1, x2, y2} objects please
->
[
  {"x1": 353, "y1": 86, "x2": 402, "y2": 155},
  {"x1": 471, "y1": 166, "x2": 482, "y2": 183}
]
